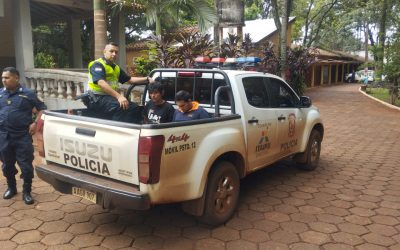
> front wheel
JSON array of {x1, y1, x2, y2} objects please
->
[
  {"x1": 198, "y1": 161, "x2": 240, "y2": 226},
  {"x1": 297, "y1": 130, "x2": 322, "y2": 171}
]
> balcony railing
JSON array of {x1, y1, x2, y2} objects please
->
[{"x1": 25, "y1": 69, "x2": 143, "y2": 110}]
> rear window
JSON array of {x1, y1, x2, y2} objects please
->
[{"x1": 151, "y1": 71, "x2": 231, "y2": 107}]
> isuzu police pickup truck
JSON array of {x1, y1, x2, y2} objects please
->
[{"x1": 36, "y1": 69, "x2": 324, "y2": 225}]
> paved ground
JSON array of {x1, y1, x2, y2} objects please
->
[{"x1": 1, "y1": 84, "x2": 400, "y2": 249}]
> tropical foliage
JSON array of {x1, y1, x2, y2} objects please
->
[
  {"x1": 261, "y1": 41, "x2": 317, "y2": 95},
  {"x1": 113, "y1": 0, "x2": 217, "y2": 36},
  {"x1": 148, "y1": 31, "x2": 214, "y2": 68},
  {"x1": 132, "y1": 57, "x2": 158, "y2": 76}
]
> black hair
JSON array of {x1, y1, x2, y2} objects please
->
[
  {"x1": 106, "y1": 42, "x2": 119, "y2": 47},
  {"x1": 2, "y1": 67, "x2": 19, "y2": 77},
  {"x1": 148, "y1": 82, "x2": 164, "y2": 94},
  {"x1": 175, "y1": 90, "x2": 192, "y2": 102}
]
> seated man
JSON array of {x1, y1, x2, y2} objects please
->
[
  {"x1": 173, "y1": 90, "x2": 210, "y2": 121},
  {"x1": 85, "y1": 42, "x2": 154, "y2": 123},
  {"x1": 143, "y1": 83, "x2": 175, "y2": 124}
]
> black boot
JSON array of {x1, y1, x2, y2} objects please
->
[
  {"x1": 22, "y1": 180, "x2": 34, "y2": 205},
  {"x1": 22, "y1": 192, "x2": 34, "y2": 205},
  {"x1": 3, "y1": 178, "x2": 17, "y2": 199}
]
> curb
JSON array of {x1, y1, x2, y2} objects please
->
[{"x1": 359, "y1": 86, "x2": 400, "y2": 111}]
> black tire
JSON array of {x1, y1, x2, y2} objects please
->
[
  {"x1": 297, "y1": 130, "x2": 322, "y2": 171},
  {"x1": 198, "y1": 161, "x2": 240, "y2": 226}
]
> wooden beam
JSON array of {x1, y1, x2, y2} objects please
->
[
  {"x1": 33, "y1": 0, "x2": 92, "y2": 10},
  {"x1": 311, "y1": 65, "x2": 315, "y2": 87}
]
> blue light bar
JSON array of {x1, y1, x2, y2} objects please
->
[{"x1": 236, "y1": 57, "x2": 261, "y2": 63}]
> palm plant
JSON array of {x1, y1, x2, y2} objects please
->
[
  {"x1": 219, "y1": 33, "x2": 242, "y2": 58},
  {"x1": 113, "y1": 0, "x2": 217, "y2": 36},
  {"x1": 173, "y1": 30, "x2": 215, "y2": 67},
  {"x1": 149, "y1": 34, "x2": 177, "y2": 68},
  {"x1": 261, "y1": 41, "x2": 280, "y2": 75},
  {"x1": 241, "y1": 33, "x2": 253, "y2": 57}
]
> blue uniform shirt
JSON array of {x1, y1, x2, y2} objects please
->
[{"x1": 0, "y1": 86, "x2": 47, "y2": 137}]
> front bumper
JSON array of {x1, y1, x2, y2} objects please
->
[{"x1": 36, "y1": 163, "x2": 151, "y2": 210}]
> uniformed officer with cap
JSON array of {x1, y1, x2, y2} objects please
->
[
  {"x1": 86, "y1": 42, "x2": 154, "y2": 122},
  {"x1": 0, "y1": 67, "x2": 47, "y2": 204}
]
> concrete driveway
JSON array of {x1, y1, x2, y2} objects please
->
[{"x1": 1, "y1": 84, "x2": 399, "y2": 249}]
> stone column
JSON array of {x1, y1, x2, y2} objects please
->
[
  {"x1": 68, "y1": 18, "x2": 83, "y2": 68},
  {"x1": 341, "y1": 64, "x2": 345, "y2": 82},
  {"x1": 328, "y1": 64, "x2": 332, "y2": 84},
  {"x1": 111, "y1": 10, "x2": 126, "y2": 71},
  {"x1": 0, "y1": 0, "x2": 4, "y2": 17},
  {"x1": 320, "y1": 66, "x2": 324, "y2": 85},
  {"x1": 12, "y1": 0, "x2": 34, "y2": 81},
  {"x1": 335, "y1": 64, "x2": 339, "y2": 83},
  {"x1": 219, "y1": 27, "x2": 224, "y2": 46},
  {"x1": 237, "y1": 25, "x2": 243, "y2": 46}
]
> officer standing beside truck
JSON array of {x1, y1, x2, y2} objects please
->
[
  {"x1": 86, "y1": 42, "x2": 154, "y2": 123},
  {"x1": 0, "y1": 67, "x2": 47, "y2": 205}
]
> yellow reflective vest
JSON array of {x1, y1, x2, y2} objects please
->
[{"x1": 87, "y1": 58, "x2": 120, "y2": 94}]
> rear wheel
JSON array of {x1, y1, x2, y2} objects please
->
[
  {"x1": 198, "y1": 161, "x2": 240, "y2": 226},
  {"x1": 297, "y1": 130, "x2": 322, "y2": 171}
]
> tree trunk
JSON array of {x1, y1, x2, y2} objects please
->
[
  {"x1": 155, "y1": 0, "x2": 162, "y2": 37},
  {"x1": 302, "y1": 0, "x2": 314, "y2": 46},
  {"x1": 377, "y1": 0, "x2": 388, "y2": 72},
  {"x1": 214, "y1": 0, "x2": 220, "y2": 47},
  {"x1": 94, "y1": 0, "x2": 107, "y2": 59},
  {"x1": 270, "y1": 0, "x2": 281, "y2": 62},
  {"x1": 364, "y1": 21, "x2": 369, "y2": 63},
  {"x1": 280, "y1": 0, "x2": 289, "y2": 79}
]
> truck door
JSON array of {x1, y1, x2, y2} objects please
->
[
  {"x1": 266, "y1": 77, "x2": 306, "y2": 158},
  {"x1": 239, "y1": 76, "x2": 279, "y2": 171}
]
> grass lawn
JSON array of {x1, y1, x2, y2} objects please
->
[{"x1": 366, "y1": 87, "x2": 400, "y2": 107}]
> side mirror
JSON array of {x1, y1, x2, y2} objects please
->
[{"x1": 299, "y1": 96, "x2": 312, "y2": 108}]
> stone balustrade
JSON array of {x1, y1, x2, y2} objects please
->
[{"x1": 25, "y1": 69, "x2": 143, "y2": 110}]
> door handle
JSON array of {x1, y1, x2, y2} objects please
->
[
  {"x1": 76, "y1": 127, "x2": 96, "y2": 137},
  {"x1": 278, "y1": 116, "x2": 286, "y2": 121},
  {"x1": 248, "y1": 119, "x2": 259, "y2": 124}
]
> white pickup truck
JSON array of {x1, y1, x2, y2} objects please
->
[{"x1": 36, "y1": 69, "x2": 324, "y2": 225}]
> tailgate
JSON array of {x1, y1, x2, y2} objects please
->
[{"x1": 43, "y1": 114, "x2": 140, "y2": 185}]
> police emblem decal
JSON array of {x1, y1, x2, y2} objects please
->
[{"x1": 288, "y1": 113, "x2": 296, "y2": 137}]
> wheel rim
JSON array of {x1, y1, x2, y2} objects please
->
[
  {"x1": 214, "y1": 175, "x2": 235, "y2": 214},
  {"x1": 310, "y1": 139, "x2": 320, "y2": 163}
]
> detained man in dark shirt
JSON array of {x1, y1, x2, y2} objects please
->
[{"x1": 143, "y1": 83, "x2": 175, "y2": 124}]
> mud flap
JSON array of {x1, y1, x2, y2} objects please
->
[{"x1": 181, "y1": 186, "x2": 207, "y2": 216}]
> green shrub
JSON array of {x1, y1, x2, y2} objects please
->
[
  {"x1": 34, "y1": 52, "x2": 56, "y2": 68},
  {"x1": 133, "y1": 57, "x2": 157, "y2": 76}
]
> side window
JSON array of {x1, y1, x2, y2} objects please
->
[
  {"x1": 242, "y1": 77, "x2": 270, "y2": 108},
  {"x1": 267, "y1": 78, "x2": 299, "y2": 108}
]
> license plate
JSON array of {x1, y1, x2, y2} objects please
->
[{"x1": 72, "y1": 187, "x2": 97, "y2": 203}]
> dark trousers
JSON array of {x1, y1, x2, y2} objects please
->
[
  {"x1": 0, "y1": 134, "x2": 34, "y2": 192},
  {"x1": 89, "y1": 95, "x2": 142, "y2": 123}
]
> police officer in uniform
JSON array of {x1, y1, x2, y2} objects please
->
[
  {"x1": 0, "y1": 67, "x2": 47, "y2": 205},
  {"x1": 86, "y1": 42, "x2": 154, "y2": 122}
]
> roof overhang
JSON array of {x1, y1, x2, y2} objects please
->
[{"x1": 31, "y1": 0, "x2": 93, "y2": 25}]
